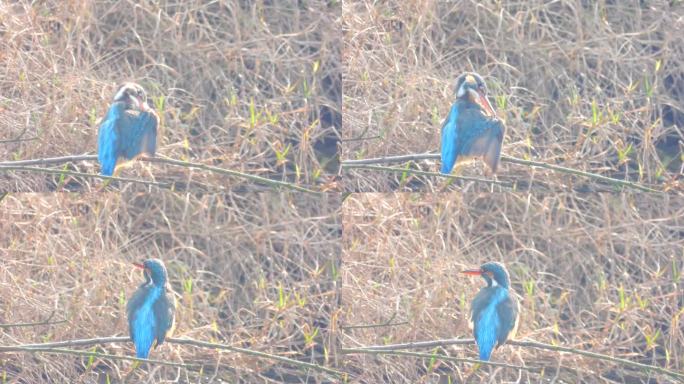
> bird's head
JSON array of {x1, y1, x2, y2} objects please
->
[
  {"x1": 113, "y1": 82, "x2": 148, "y2": 111},
  {"x1": 133, "y1": 259, "x2": 168, "y2": 286},
  {"x1": 462, "y1": 261, "x2": 510, "y2": 289},
  {"x1": 454, "y1": 72, "x2": 495, "y2": 117}
]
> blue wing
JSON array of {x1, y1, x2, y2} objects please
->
[
  {"x1": 120, "y1": 110, "x2": 158, "y2": 160},
  {"x1": 456, "y1": 108, "x2": 505, "y2": 173},
  {"x1": 127, "y1": 286, "x2": 157, "y2": 358},
  {"x1": 471, "y1": 287, "x2": 506, "y2": 361},
  {"x1": 97, "y1": 104, "x2": 158, "y2": 176},
  {"x1": 97, "y1": 104, "x2": 124, "y2": 176},
  {"x1": 152, "y1": 290, "x2": 175, "y2": 347},
  {"x1": 440, "y1": 104, "x2": 459, "y2": 174},
  {"x1": 496, "y1": 294, "x2": 518, "y2": 346}
]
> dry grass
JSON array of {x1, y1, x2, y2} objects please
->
[
  {"x1": 342, "y1": 0, "x2": 684, "y2": 192},
  {"x1": 0, "y1": 1, "x2": 340, "y2": 192},
  {"x1": 342, "y1": 193, "x2": 684, "y2": 382},
  {"x1": 0, "y1": 192, "x2": 340, "y2": 383}
]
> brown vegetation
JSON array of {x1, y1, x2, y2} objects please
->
[
  {"x1": 0, "y1": 1, "x2": 340, "y2": 192},
  {"x1": 341, "y1": 193, "x2": 684, "y2": 382},
  {"x1": 342, "y1": 0, "x2": 683, "y2": 192},
  {"x1": 0, "y1": 193, "x2": 340, "y2": 382}
]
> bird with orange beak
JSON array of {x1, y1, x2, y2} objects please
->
[
  {"x1": 97, "y1": 82, "x2": 159, "y2": 176},
  {"x1": 440, "y1": 72, "x2": 505, "y2": 175},
  {"x1": 462, "y1": 262, "x2": 518, "y2": 361},
  {"x1": 127, "y1": 259, "x2": 175, "y2": 359}
]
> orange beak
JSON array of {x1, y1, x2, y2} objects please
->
[
  {"x1": 132, "y1": 262, "x2": 144, "y2": 269},
  {"x1": 475, "y1": 89, "x2": 495, "y2": 117},
  {"x1": 128, "y1": 95, "x2": 143, "y2": 110}
]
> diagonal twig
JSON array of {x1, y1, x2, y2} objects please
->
[
  {"x1": 0, "y1": 336, "x2": 342, "y2": 378},
  {"x1": 343, "y1": 338, "x2": 684, "y2": 380},
  {"x1": 341, "y1": 347, "x2": 539, "y2": 371},
  {"x1": 344, "y1": 164, "x2": 512, "y2": 187},
  {"x1": 0, "y1": 154, "x2": 318, "y2": 193},
  {"x1": 0, "y1": 166, "x2": 172, "y2": 188},
  {"x1": 341, "y1": 152, "x2": 660, "y2": 192}
]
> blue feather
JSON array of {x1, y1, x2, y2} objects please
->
[
  {"x1": 130, "y1": 285, "x2": 162, "y2": 358},
  {"x1": 97, "y1": 103, "x2": 158, "y2": 176},
  {"x1": 440, "y1": 104, "x2": 459, "y2": 174},
  {"x1": 474, "y1": 287, "x2": 507, "y2": 360},
  {"x1": 121, "y1": 111, "x2": 157, "y2": 159},
  {"x1": 97, "y1": 103, "x2": 124, "y2": 176}
]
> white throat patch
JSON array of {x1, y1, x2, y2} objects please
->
[
  {"x1": 113, "y1": 87, "x2": 128, "y2": 102},
  {"x1": 491, "y1": 278, "x2": 499, "y2": 287},
  {"x1": 457, "y1": 83, "x2": 467, "y2": 98}
]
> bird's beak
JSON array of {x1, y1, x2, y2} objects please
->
[
  {"x1": 468, "y1": 89, "x2": 495, "y2": 117},
  {"x1": 461, "y1": 269, "x2": 483, "y2": 276},
  {"x1": 128, "y1": 95, "x2": 142, "y2": 110},
  {"x1": 132, "y1": 262, "x2": 145, "y2": 269}
]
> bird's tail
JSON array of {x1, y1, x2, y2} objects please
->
[
  {"x1": 440, "y1": 105, "x2": 459, "y2": 174},
  {"x1": 478, "y1": 344, "x2": 493, "y2": 361},
  {"x1": 135, "y1": 348, "x2": 150, "y2": 359}
]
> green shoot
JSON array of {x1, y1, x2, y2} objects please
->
[
  {"x1": 183, "y1": 278, "x2": 193, "y2": 294},
  {"x1": 303, "y1": 326, "x2": 319, "y2": 346},
  {"x1": 617, "y1": 143, "x2": 633, "y2": 163},
  {"x1": 644, "y1": 328, "x2": 660, "y2": 350}
]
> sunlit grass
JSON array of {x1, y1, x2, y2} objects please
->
[{"x1": 342, "y1": 193, "x2": 684, "y2": 381}]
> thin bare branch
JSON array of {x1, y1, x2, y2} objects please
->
[
  {"x1": 344, "y1": 164, "x2": 513, "y2": 187},
  {"x1": 0, "y1": 336, "x2": 342, "y2": 378},
  {"x1": 343, "y1": 338, "x2": 684, "y2": 380},
  {"x1": 341, "y1": 347, "x2": 540, "y2": 371},
  {"x1": 341, "y1": 153, "x2": 661, "y2": 192},
  {"x1": 0, "y1": 154, "x2": 319, "y2": 193}
]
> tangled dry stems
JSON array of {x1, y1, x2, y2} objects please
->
[
  {"x1": 0, "y1": 1, "x2": 340, "y2": 192},
  {"x1": 342, "y1": 0, "x2": 684, "y2": 192},
  {"x1": 0, "y1": 193, "x2": 339, "y2": 382},
  {"x1": 342, "y1": 193, "x2": 684, "y2": 382}
]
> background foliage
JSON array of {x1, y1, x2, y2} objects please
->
[
  {"x1": 343, "y1": 0, "x2": 683, "y2": 192},
  {"x1": 342, "y1": 193, "x2": 683, "y2": 382},
  {"x1": 0, "y1": 1, "x2": 340, "y2": 192},
  {"x1": 0, "y1": 192, "x2": 340, "y2": 382}
]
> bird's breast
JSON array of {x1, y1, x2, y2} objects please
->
[{"x1": 133, "y1": 285, "x2": 163, "y2": 326}]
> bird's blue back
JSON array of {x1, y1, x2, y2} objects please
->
[
  {"x1": 470, "y1": 286, "x2": 517, "y2": 361},
  {"x1": 97, "y1": 102, "x2": 158, "y2": 176},
  {"x1": 440, "y1": 104, "x2": 460, "y2": 174},
  {"x1": 440, "y1": 100, "x2": 504, "y2": 174},
  {"x1": 127, "y1": 282, "x2": 174, "y2": 358}
]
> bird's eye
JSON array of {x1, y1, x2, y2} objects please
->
[{"x1": 486, "y1": 271, "x2": 494, "y2": 278}]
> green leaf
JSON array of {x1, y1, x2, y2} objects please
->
[
  {"x1": 591, "y1": 99, "x2": 600, "y2": 126},
  {"x1": 249, "y1": 98, "x2": 258, "y2": 129},
  {"x1": 427, "y1": 348, "x2": 438, "y2": 372},
  {"x1": 86, "y1": 347, "x2": 96, "y2": 368},
  {"x1": 57, "y1": 164, "x2": 69, "y2": 189}
]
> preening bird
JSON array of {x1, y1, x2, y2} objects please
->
[
  {"x1": 127, "y1": 259, "x2": 175, "y2": 358},
  {"x1": 462, "y1": 262, "x2": 519, "y2": 361},
  {"x1": 97, "y1": 82, "x2": 158, "y2": 176},
  {"x1": 440, "y1": 72, "x2": 505, "y2": 175}
]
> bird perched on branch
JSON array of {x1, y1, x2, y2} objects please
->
[
  {"x1": 462, "y1": 262, "x2": 518, "y2": 361},
  {"x1": 97, "y1": 82, "x2": 158, "y2": 176},
  {"x1": 440, "y1": 72, "x2": 505, "y2": 175},
  {"x1": 127, "y1": 259, "x2": 175, "y2": 359}
]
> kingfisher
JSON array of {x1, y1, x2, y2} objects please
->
[
  {"x1": 127, "y1": 259, "x2": 176, "y2": 359},
  {"x1": 440, "y1": 72, "x2": 505, "y2": 175},
  {"x1": 97, "y1": 82, "x2": 159, "y2": 176},
  {"x1": 462, "y1": 262, "x2": 519, "y2": 361}
]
